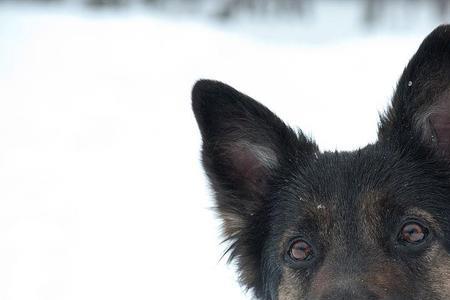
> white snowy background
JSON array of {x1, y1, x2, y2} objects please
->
[{"x1": 0, "y1": 1, "x2": 447, "y2": 299}]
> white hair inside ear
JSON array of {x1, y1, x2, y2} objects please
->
[
  {"x1": 235, "y1": 141, "x2": 279, "y2": 170},
  {"x1": 415, "y1": 94, "x2": 450, "y2": 155}
]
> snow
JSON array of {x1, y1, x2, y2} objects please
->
[{"x1": 0, "y1": 3, "x2": 443, "y2": 299}]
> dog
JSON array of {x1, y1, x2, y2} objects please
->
[{"x1": 192, "y1": 25, "x2": 450, "y2": 300}]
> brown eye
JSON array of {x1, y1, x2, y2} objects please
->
[
  {"x1": 289, "y1": 239, "x2": 314, "y2": 261},
  {"x1": 399, "y1": 222, "x2": 429, "y2": 244}
]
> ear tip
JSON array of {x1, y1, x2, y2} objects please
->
[
  {"x1": 192, "y1": 79, "x2": 219, "y2": 109},
  {"x1": 192, "y1": 79, "x2": 227, "y2": 99},
  {"x1": 400, "y1": 24, "x2": 450, "y2": 83},
  {"x1": 192, "y1": 79, "x2": 235, "y2": 116},
  {"x1": 191, "y1": 79, "x2": 230, "y2": 135},
  {"x1": 431, "y1": 24, "x2": 450, "y2": 34},
  {"x1": 424, "y1": 24, "x2": 450, "y2": 45}
]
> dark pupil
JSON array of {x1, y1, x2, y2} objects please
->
[
  {"x1": 402, "y1": 223, "x2": 425, "y2": 243},
  {"x1": 290, "y1": 241, "x2": 312, "y2": 261}
]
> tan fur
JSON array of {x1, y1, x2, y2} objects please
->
[
  {"x1": 220, "y1": 211, "x2": 245, "y2": 237},
  {"x1": 430, "y1": 247, "x2": 450, "y2": 298},
  {"x1": 307, "y1": 259, "x2": 407, "y2": 299},
  {"x1": 358, "y1": 191, "x2": 384, "y2": 239},
  {"x1": 362, "y1": 261, "x2": 408, "y2": 297},
  {"x1": 278, "y1": 268, "x2": 304, "y2": 300}
]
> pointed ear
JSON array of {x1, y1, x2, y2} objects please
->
[
  {"x1": 193, "y1": 79, "x2": 317, "y2": 223},
  {"x1": 192, "y1": 79, "x2": 317, "y2": 291},
  {"x1": 379, "y1": 25, "x2": 450, "y2": 157}
]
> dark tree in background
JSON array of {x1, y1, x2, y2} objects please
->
[
  {"x1": 87, "y1": 0, "x2": 125, "y2": 7},
  {"x1": 364, "y1": 0, "x2": 384, "y2": 24},
  {"x1": 217, "y1": 0, "x2": 312, "y2": 18},
  {"x1": 364, "y1": 0, "x2": 450, "y2": 24},
  {"x1": 437, "y1": 0, "x2": 450, "y2": 17}
]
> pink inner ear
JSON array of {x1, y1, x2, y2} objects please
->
[
  {"x1": 232, "y1": 149, "x2": 265, "y2": 181},
  {"x1": 430, "y1": 97, "x2": 450, "y2": 155},
  {"x1": 228, "y1": 142, "x2": 278, "y2": 193}
]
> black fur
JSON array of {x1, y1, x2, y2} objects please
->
[{"x1": 193, "y1": 25, "x2": 450, "y2": 300}]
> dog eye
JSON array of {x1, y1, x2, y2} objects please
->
[
  {"x1": 399, "y1": 222, "x2": 429, "y2": 245},
  {"x1": 288, "y1": 239, "x2": 314, "y2": 261}
]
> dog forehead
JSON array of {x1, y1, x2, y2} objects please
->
[
  {"x1": 274, "y1": 150, "x2": 398, "y2": 234},
  {"x1": 274, "y1": 143, "x2": 450, "y2": 232},
  {"x1": 281, "y1": 150, "x2": 383, "y2": 206},
  {"x1": 285, "y1": 145, "x2": 429, "y2": 205}
]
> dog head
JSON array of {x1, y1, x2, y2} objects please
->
[{"x1": 192, "y1": 25, "x2": 450, "y2": 300}]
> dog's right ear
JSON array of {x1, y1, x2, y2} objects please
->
[
  {"x1": 379, "y1": 25, "x2": 450, "y2": 158},
  {"x1": 192, "y1": 80, "x2": 317, "y2": 291},
  {"x1": 192, "y1": 80, "x2": 317, "y2": 231}
]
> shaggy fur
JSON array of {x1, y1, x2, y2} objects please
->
[{"x1": 192, "y1": 25, "x2": 450, "y2": 299}]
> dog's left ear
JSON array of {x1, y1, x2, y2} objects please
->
[{"x1": 379, "y1": 25, "x2": 450, "y2": 157}]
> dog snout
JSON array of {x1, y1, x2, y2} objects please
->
[{"x1": 319, "y1": 286, "x2": 379, "y2": 300}]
